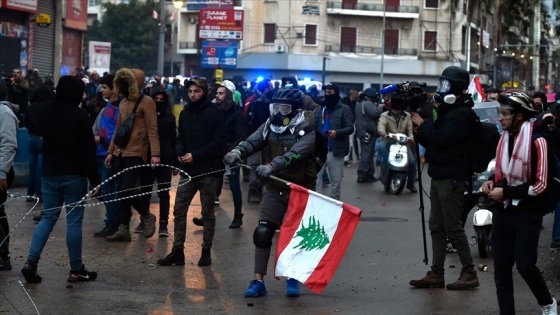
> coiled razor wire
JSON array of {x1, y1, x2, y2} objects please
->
[{"x1": 0, "y1": 163, "x2": 238, "y2": 315}]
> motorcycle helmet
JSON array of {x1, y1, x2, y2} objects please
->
[
  {"x1": 363, "y1": 87, "x2": 379, "y2": 101},
  {"x1": 270, "y1": 88, "x2": 304, "y2": 127},
  {"x1": 500, "y1": 90, "x2": 538, "y2": 118},
  {"x1": 434, "y1": 66, "x2": 470, "y2": 104}
]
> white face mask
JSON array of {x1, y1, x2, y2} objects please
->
[{"x1": 103, "y1": 98, "x2": 109, "y2": 103}]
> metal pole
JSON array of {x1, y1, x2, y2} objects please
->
[
  {"x1": 511, "y1": 57, "x2": 514, "y2": 88},
  {"x1": 493, "y1": 53, "x2": 497, "y2": 88},
  {"x1": 157, "y1": 0, "x2": 166, "y2": 76},
  {"x1": 465, "y1": 0, "x2": 470, "y2": 72},
  {"x1": 379, "y1": 0, "x2": 386, "y2": 89},
  {"x1": 322, "y1": 56, "x2": 327, "y2": 85}
]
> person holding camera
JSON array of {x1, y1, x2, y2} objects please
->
[
  {"x1": 482, "y1": 91, "x2": 556, "y2": 314},
  {"x1": 354, "y1": 88, "x2": 383, "y2": 183},
  {"x1": 409, "y1": 66, "x2": 479, "y2": 290},
  {"x1": 377, "y1": 100, "x2": 416, "y2": 192}
]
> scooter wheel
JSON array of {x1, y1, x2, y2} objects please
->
[{"x1": 476, "y1": 227, "x2": 491, "y2": 258}]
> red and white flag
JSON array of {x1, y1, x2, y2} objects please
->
[
  {"x1": 274, "y1": 183, "x2": 362, "y2": 294},
  {"x1": 152, "y1": 10, "x2": 158, "y2": 20},
  {"x1": 467, "y1": 75, "x2": 486, "y2": 102}
]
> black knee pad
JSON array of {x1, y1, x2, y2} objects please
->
[{"x1": 253, "y1": 220, "x2": 277, "y2": 248}]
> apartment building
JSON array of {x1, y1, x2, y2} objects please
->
[{"x1": 175, "y1": 0, "x2": 501, "y2": 91}]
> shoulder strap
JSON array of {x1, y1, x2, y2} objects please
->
[{"x1": 131, "y1": 94, "x2": 144, "y2": 114}]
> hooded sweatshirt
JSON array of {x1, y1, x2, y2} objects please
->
[
  {"x1": 0, "y1": 101, "x2": 18, "y2": 180},
  {"x1": 107, "y1": 68, "x2": 160, "y2": 160}
]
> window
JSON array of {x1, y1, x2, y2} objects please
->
[
  {"x1": 88, "y1": 0, "x2": 101, "y2": 6},
  {"x1": 340, "y1": 27, "x2": 357, "y2": 52},
  {"x1": 424, "y1": 31, "x2": 437, "y2": 51},
  {"x1": 264, "y1": 23, "x2": 276, "y2": 44},
  {"x1": 305, "y1": 24, "x2": 317, "y2": 46},
  {"x1": 425, "y1": 0, "x2": 438, "y2": 8}
]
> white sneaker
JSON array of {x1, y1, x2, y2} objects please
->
[{"x1": 543, "y1": 297, "x2": 558, "y2": 315}]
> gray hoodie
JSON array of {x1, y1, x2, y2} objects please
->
[
  {"x1": 354, "y1": 99, "x2": 381, "y2": 139},
  {"x1": 0, "y1": 101, "x2": 19, "y2": 179}
]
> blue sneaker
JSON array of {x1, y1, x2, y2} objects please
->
[
  {"x1": 286, "y1": 278, "x2": 300, "y2": 297},
  {"x1": 244, "y1": 280, "x2": 267, "y2": 298}
]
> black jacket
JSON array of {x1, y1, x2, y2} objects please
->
[
  {"x1": 416, "y1": 96, "x2": 477, "y2": 181},
  {"x1": 176, "y1": 101, "x2": 225, "y2": 176},
  {"x1": 38, "y1": 100, "x2": 100, "y2": 187},
  {"x1": 150, "y1": 86, "x2": 177, "y2": 164},
  {"x1": 247, "y1": 90, "x2": 271, "y2": 135},
  {"x1": 224, "y1": 105, "x2": 248, "y2": 153}
]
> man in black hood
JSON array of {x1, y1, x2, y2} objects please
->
[
  {"x1": 21, "y1": 76, "x2": 100, "y2": 284},
  {"x1": 157, "y1": 77, "x2": 225, "y2": 267},
  {"x1": 313, "y1": 83, "x2": 354, "y2": 200}
]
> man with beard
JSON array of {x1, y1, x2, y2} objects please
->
[
  {"x1": 157, "y1": 78, "x2": 225, "y2": 267},
  {"x1": 313, "y1": 84, "x2": 354, "y2": 200},
  {"x1": 193, "y1": 80, "x2": 247, "y2": 228}
]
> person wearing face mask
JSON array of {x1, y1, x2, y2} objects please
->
[
  {"x1": 409, "y1": 66, "x2": 480, "y2": 290},
  {"x1": 223, "y1": 87, "x2": 316, "y2": 298},
  {"x1": 192, "y1": 80, "x2": 247, "y2": 228},
  {"x1": 133, "y1": 86, "x2": 177, "y2": 237},
  {"x1": 313, "y1": 83, "x2": 354, "y2": 200},
  {"x1": 157, "y1": 77, "x2": 225, "y2": 267}
]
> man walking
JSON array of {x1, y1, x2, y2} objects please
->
[
  {"x1": 482, "y1": 91, "x2": 556, "y2": 314},
  {"x1": 157, "y1": 77, "x2": 225, "y2": 267}
]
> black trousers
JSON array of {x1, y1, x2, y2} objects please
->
[
  {"x1": 115, "y1": 157, "x2": 150, "y2": 226},
  {"x1": 492, "y1": 211, "x2": 553, "y2": 314},
  {"x1": 0, "y1": 167, "x2": 15, "y2": 258}
]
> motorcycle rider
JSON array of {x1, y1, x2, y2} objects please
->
[
  {"x1": 377, "y1": 99, "x2": 417, "y2": 193},
  {"x1": 409, "y1": 66, "x2": 479, "y2": 290},
  {"x1": 223, "y1": 88, "x2": 316, "y2": 298}
]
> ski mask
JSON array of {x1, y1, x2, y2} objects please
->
[
  {"x1": 155, "y1": 100, "x2": 165, "y2": 113},
  {"x1": 323, "y1": 84, "x2": 340, "y2": 110}
]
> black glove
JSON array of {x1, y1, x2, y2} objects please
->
[
  {"x1": 223, "y1": 149, "x2": 242, "y2": 166},
  {"x1": 256, "y1": 164, "x2": 274, "y2": 178}
]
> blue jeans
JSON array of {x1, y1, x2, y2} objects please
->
[
  {"x1": 553, "y1": 200, "x2": 560, "y2": 242},
  {"x1": 27, "y1": 175, "x2": 87, "y2": 270},
  {"x1": 96, "y1": 156, "x2": 119, "y2": 227},
  {"x1": 27, "y1": 135, "x2": 43, "y2": 198}
]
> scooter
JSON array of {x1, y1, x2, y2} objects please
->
[
  {"x1": 472, "y1": 202, "x2": 493, "y2": 258},
  {"x1": 379, "y1": 133, "x2": 410, "y2": 195}
]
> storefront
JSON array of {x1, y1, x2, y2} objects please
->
[
  {"x1": 0, "y1": 0, "x2": 37, "y2": 76},
  {"x1": 30, "y1": 0, "x2": 56, "y2": 77}
]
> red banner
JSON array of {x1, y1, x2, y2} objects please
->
[{"x1": 65, "y1": 0, "x2": 87, "y2": 31}]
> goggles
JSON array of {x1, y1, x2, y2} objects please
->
[
  {"x1": 272, "y1": 103, "x2": 292, "y2": 115},
  {"x1": 435, "y1": 78, "x2": 452, "y2": 94}
]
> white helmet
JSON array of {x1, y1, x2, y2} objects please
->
[{"x1": 221, "y1": 80, "x2": 236, "y2": 94}]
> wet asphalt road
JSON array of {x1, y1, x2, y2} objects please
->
[{"x1": 0, "y1": 162, "x2": 557, "y2": 314}]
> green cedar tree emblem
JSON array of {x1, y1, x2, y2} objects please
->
[{"x1": 293, "y1": 216, "x2": 330, "y2": 251}]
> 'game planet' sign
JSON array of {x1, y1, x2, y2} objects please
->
[{"x1": 199, "y1": 9, "x2": 244, "y2": 40}]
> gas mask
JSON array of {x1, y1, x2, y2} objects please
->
[
  {"x1": 433, "y1": 78, "x2": 457, "y2": 105},
  {"x1": 271, "y1": 103, "x2": 294, "y2": 126}
]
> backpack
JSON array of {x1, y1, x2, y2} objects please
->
[{"x1": 467, "y1": 115, "x2": 501, "y2": 173}]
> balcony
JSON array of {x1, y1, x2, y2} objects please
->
[
  {"x1": 326, "y1": 1, "x2": 419, "y2": 19},
  {"x1": 325, "y1": 44, "x2": 417, "y2": 56},
  {"x1": 178, "y1": 41, "x2": 199, "y2": 54}
]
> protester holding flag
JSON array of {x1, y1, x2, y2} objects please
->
[
  {"x1": 223, "y1": 88, "x2": 317, "y2": 298},
  {"x1": 467, "y1": 75, "x2": 486, "y2": 103}
]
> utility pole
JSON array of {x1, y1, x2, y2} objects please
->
[
  {"x1": 379, "y1": 0, "x2": 386, "y2": 89},
  {"x1": 157, "y1": 0, "x2": 166, "y2": 76},
  {"x1": 322, "y1": 56, "x2": 329, "y2": 85}
]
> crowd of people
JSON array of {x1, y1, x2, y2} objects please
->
[{"x1": 1, "y1": 65, "x2": 560, "y2": 313}]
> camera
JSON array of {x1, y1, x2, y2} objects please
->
[{"x1": 384, "y1": 81, "x2": 427, "y2": 113}]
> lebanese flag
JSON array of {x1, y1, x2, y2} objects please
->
[
  {"x1": 152, "y1": 10, "x2": 158, "y2": 20},
  {"x1": 274, "y1": 183, "x2": 362, "y2": 294},
  {"x1": 467, "y1": 75, "x2": 486, "y2": 102}
]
